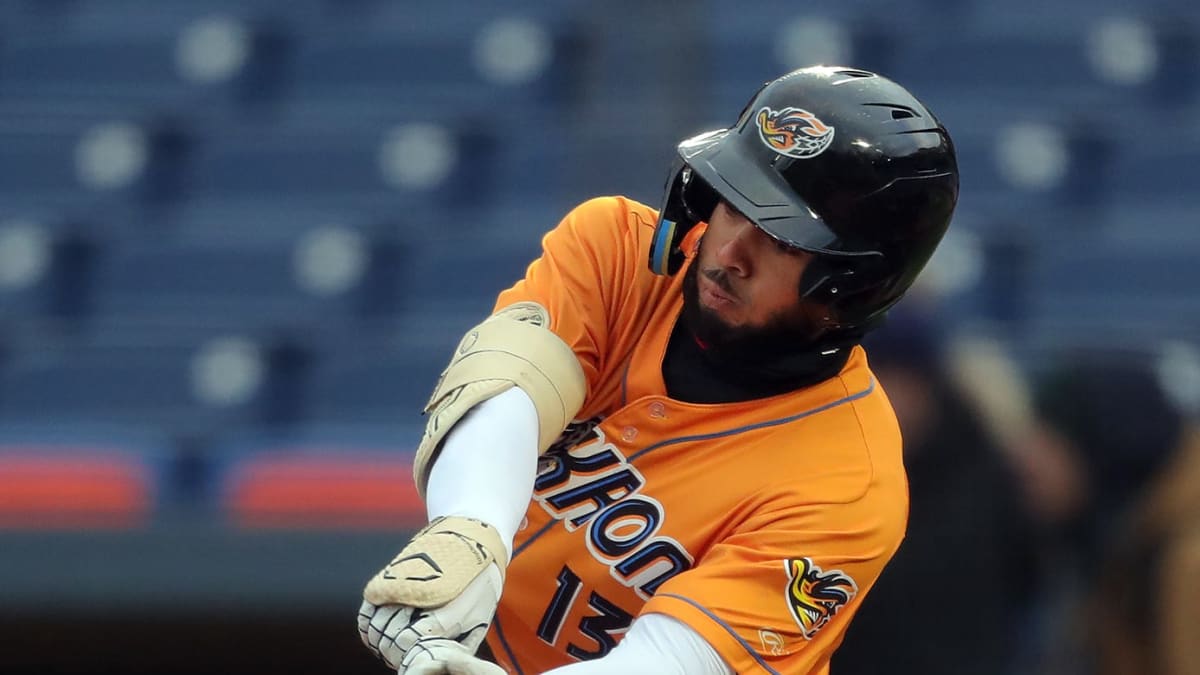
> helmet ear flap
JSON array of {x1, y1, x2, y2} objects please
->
[
  {"x1": 799, "y1": 254, "x2": 891, "y2": 328},
  {"x1": 680, "y1": 168, "x2": 718, "y2": 225},
  {"x1": 650, "y1": 163, "x2": 719, "y2": 275}
]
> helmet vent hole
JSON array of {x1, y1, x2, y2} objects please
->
[{"x1": 863, "y1": 103, "x2": 922, "y2": 120}]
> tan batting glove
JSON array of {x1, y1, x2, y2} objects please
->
[{"x1": 358, "y1": 516, "x2": 509, "y2": 670}]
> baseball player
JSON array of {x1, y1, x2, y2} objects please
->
[{"x1": 358, "y1": 66, "x2": 959, "y2": 674}]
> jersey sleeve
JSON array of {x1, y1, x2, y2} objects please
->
[
  {"x1": 641, "y1": 486, "x2": 906, "y2": 675},
  {"x1": 493, "y1": 196, "x2": 645, "y2": 406}
]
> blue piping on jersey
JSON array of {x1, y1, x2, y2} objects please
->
[
  {"x1": 514, "y1": 519, "x2": 557, "y2": 559},
  {"x1": 628, "y1": 377, "x2": 876, "y2": 462},
  {"x1": 656, "y1": 593, "x2": 784, "y2": 674},
  {"x1": 491, "y1": 615, "x2": 526, "y2": 675},
  {"x1": 512, "y1": 378, "x2": 875, "y2": 562},
  {"x1": 619, "y1": 359, "x2": 632, "y2": 407}
]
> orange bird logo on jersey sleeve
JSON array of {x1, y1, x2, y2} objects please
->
[{"x1": 784, "y1": 557, "x2": 858, "y2": 639}]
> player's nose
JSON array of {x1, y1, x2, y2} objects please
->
[{"x1": 714, "y1": 221, "x2": 764, "y2": 277}]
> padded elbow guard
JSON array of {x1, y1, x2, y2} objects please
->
[{"x1": 413, "y1": 302, "x2": 587, "y2": 496}]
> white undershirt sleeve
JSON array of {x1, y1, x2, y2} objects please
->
[
  {"x1": 423, "y1": 392, "x2": 733, "y2": 674},
  {"x1": 541, "y1": 613, "x2": 734, "y2": 675},
  {"x1": 423, "y1": 386, "x2": 541, "y2": 561}
]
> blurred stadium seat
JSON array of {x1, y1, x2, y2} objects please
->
[
  {"x1": 0, "y1": 339, "x2": 226, "y2": 428},
  {"x1": 0, "y1": 34, "x2": 186, "y2": 102},
  {"x1": 90, "y1": 241, "x2": 327, "y2": 322},
  {"x1": 0, "y1": 427, "x2": 166, "y2": 529},
  {"x1": 305, "y1": 342, "x2": 448, "y2": 426},
  {"x1": 214, "y1": 427, "x2": 424, "y2": 529}
]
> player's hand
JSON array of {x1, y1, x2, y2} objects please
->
[
  {"x1": 400, "y1": 637, "x2": 508, "y2": 675},
  {"x1": 358, "y1": 516, "x2": 508, "y2": 670}
]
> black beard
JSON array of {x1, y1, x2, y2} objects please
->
[{"x1": 680, "y1": 259, "x2": 816, "y2": 368}]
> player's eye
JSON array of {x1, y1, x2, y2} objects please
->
[{"x1": 773, "y1": 238, "x2": 803, "y2": 256}]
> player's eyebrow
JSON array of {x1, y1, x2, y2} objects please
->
[{"x1": 720, "y1": 199, "x2": 752, "y2": 223}]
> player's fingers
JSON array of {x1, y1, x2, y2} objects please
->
[
  {"x1": 358, "y1": 600, "x2": 379, "y2": 647},
  {"x1": 368, "y1": 605, "x2": 407, "y2": 668},
  {"x1": 398, "y1": 637, "x2": 444, "y2": 674},
  {"x1": 368, "y1": 604, "x2": 401, "y2": 645},
  {"x1": 358, "y1": 603, "x2": 392, "y2": 666},
  {"x1": 400, "y1": 639, "x2": 507, "y2": 675}
]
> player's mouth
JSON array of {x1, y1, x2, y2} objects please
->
[{"x1": 699, "y1": 273, "x2": 739, "y2": 309}]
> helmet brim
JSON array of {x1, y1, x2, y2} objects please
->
[{"x1": 680, "y1": 130, "x2": 882, "y2": 258}]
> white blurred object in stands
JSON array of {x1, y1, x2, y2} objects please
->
[
  {"x1": 474, "y1": 17, "x2": 552, "y2": 85},
  {"x1": 294, "y1": 226, "x2": 367, "y2": 297},
  {"x1": 775, "y1": 18, "x2": 852, "y2": 70},
  {"x1": 912, "y1": 228, "x2": 984, "y2": 299},
  {"x1": 1088, "y1": 17, "x2": 1158, "y2": 85},
  {"x1": 995, "y1": 122, "x2": 1068, "y2": 191},
  {"x1": 0, "y1": 220, "x2": 51, "y2": 290},
  {"x1": 1157, "y1": 340, "x2": 1200, "y2": 415},
  {"x1": 946, "y1": 335, "x2": 1035, "y2": 455},
  {"x1": 76, "y1": 122, "x2": 148, "y2": 190},
  {"x1": 379, "y1": 123, "x2": 457, "y2": 190},
  {"x1": 176, "y1": 15, "x2": 251, "y2": 84},
  {"x1": 192, "y1": 336, "x2": 264, "y2": 406}
]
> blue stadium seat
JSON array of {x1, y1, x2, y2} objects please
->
[
  {"x1": 88, "y1": 241, "x2": 327, "y2": 324},
  {"x1": 701, "y1": 0, "x2": 928, "y2": 116},
  {"x1": 161, "y1": 199, "x2": 376, "y2": 247},
  {"x1": 1106, "y1": 140, "x2": 1200, "y2": 200},
  {"x1": 182, "y1": 111, "x2": 558, "y2": 209},
  {"x1": 186, "y1": 129, "x2": 389, "y2": 198},
  {"x1": 963, "y1": 0, "x2": 1200, "y2": 33},
  {"x1": 397, "y1": 235, "x2": 540, "y2": 315},
  {"x1": 0, "y1": 33, "x2": 190, "y2": 104},
  {"x1": 0, "y1": 105, "x2": 204, "y2": 210},
  {"x1": 1087, "y1": 201, "x2": 1197, "y2": 245},
  {"x1": 305, "y1": 342, "x2": 450, "y2": 426},
  {"x1": 0, "y1": 0, "x2": 331, "y2": 107},
  {"x1": 1026, "y1": 241, "x2": 1200, "y2": 342},
  {"x1": 0, "y1": 120, "x2": 85, "y2": 196},
  {"x1": 887, "y1": 35, "x2": 1097, "y2": 92},
  {"x1": 285, "y1": 0, "x2": 583, "y2": 109},
  {"x1": 0, "y1": 341, "x2": 204, "y2": 426},
  {"x1": 0, "y1": 322, "x2": 336, "y2": 435}
]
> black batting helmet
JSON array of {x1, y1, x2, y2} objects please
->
[{"x1": 651, "y1": 65, "x2": 959, "y2": 339}]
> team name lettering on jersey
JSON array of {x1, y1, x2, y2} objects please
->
[{"x1": 534, "y1": 425, "x2": 693, "y2": 600}]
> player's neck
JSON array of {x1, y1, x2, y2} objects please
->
[{"x1": 661, "y1": 318, "x2": 853, "y2": 404}]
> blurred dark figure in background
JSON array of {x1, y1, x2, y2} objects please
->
[
  {"x1": 1093, "y1": 423, "x2": 1200, "y2": 675},
  {"x1": 833, "y1": 311, "x2": 1038, "y2": 675},
  {"x1": 1015, "y1": 357, "x2": 1197, "y2": 675}
]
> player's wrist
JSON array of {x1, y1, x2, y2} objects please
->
[{"x1": 365, "y1": 515, "x2": 508, "y2": 608}]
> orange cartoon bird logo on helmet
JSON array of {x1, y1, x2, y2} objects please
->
[
  {"x1": 784, "y1": 557, "x2": 857, "y2": 639},
  {"x1": 756, "y1": 106, "x2": 835, "y2": 159}
]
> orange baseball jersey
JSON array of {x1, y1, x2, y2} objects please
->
[{"x1": 482, "y1": 196, "x2": 908, "y2": 674}]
